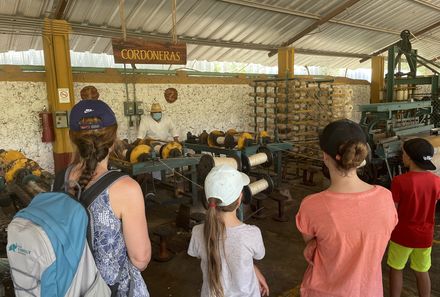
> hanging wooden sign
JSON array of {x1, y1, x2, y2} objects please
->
[{"x1": 112, "y1": 38, "x2": 187, "y2": 65}]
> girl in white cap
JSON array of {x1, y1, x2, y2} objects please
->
[{"x1": 188, "y1": 165, "x2": 269, "y2": 297}]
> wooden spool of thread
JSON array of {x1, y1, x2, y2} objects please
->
[
  {"x1": 242, "y1": 147, "x2": 273, "y2": 173},
  {"x1": 242, "y1": 174, "x2": 274, "y2": 204}
]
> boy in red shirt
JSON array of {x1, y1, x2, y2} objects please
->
[{"x1": 388, "y1": 138, "x2": 440, "y2": 297}]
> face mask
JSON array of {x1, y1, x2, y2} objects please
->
[{"x1": 152, "y1": 113, "x2": 162, "y2": 121}]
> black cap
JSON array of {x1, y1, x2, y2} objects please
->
[
  {"x1": 319, "y1": 119, "x2": 367, "y2": 159},
  {"x1": 403, "y1": 138, "x2": 436, "y2": 170}
]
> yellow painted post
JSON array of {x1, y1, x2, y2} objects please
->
[
  {"x1": 371, "y1": 56, "x2": 384, "y2": 103},
  {"x1": 42, "y1": 18, "x2": 75, "y2": 173},
  {"x1": 278, "y1": 47, "x2": 294, "y2": 78}
]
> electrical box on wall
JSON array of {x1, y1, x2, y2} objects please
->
[
  {"x1": 55, "y1": 111, "x2": 69, "y2": 128},
  {"x1": 134, "y1": 101, "x2": 144, "y2": 115},
  {"x1": 124, "y1": 102, "x2": 135, "y2": 116}
]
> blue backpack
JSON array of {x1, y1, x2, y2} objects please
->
[{"x1": 7, "y1": 169, "x2": 126, "y2": 296}]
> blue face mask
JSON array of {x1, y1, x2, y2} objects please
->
[{"x1": 152, "y1": 113, "x2": 162, "y2": 121}]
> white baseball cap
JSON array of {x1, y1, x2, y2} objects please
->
[{"x1": 204, "y1": 165, "x2": 250, "y2": 206}]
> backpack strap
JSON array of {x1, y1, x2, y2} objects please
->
[
  {"x1": 79, "y1": 170, "x2": 127, "y2": 250},
  {"x1": 52, "y1": 168, "x2": 68, "y2": 192},
  {"x1": 52, "y1": 165, "x2": 76, "y2": 192},
  {"x1": 80, "y1": 171, "x2": 127, "y2": 209}
]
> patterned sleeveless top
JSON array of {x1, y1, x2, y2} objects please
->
[{"x1": 89, "y1": 186, "x2": 149, "y2": 297}]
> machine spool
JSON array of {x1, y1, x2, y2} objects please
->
[
  {"x1": 0, "y1": 150, "x2": 25, "y2": 167},
  {"x1": 159, "y1": 141, "x2": 183, "y2": 159},
  {"x1": 259, "y1": 131, "x2": 270, "y2": 144},
  {"x1": 237, "y1": 132, "x2": 253, "y2": 150},
  {"x1": 242, "y1": 174, "x2": 274, "y2": 204},
  {"x1": 127, "y1": 144, "x2": 152, "y2": 163},
  {"x1": 5, "y1": 158, "x2": 41, "y2": 183},
  {"x1": 241, "y1": 146, "x2": 273, "y2": 173},
  {"x1": 198, "y1": 154, "x2": 241, "y2": 182},
  {"x1": 207, "y1": 130, "x2": 225, "y2": 147},
  {"x1": 223, "y1": 129, "x2": 239, "y2": 149}
]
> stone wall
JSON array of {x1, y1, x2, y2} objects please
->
[
  {"x1": 73, "y1": 83, "x2": 252, "y2": 142},
  {"x1": 0, "y1": 80, "x2": 369, "y2": 173},
  {"x1": 0, "y1": 81, "x2": 53, "y2": 171}
]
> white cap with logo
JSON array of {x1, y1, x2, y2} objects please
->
[{"x1": 204, "y1": 165, "x2": 250, "y2": 206}]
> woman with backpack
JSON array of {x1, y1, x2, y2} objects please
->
[
  {"x1": 67, "y1": 99, "x2": 151, "y2": 296},
  {"x1": 296, "y1": 119, "x2": 398, "y2": 297},
  {"x1": 188, "y1": 165, "x2": 269, "y2": 297}
]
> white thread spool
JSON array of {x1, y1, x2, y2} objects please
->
[
  {"x1": 248, "y1": 153, "x2": 269, "y2": 167},
  {"x1": 396, "y1": 89, "x2": 404, "y2": 101},
  {"x1": 249, "y1": 179, "x2": 269, "y2": 196},
  {"x1": 242, "y1": 175, "x2": 274, "y2": 204},
  {"x1": 213, "y1": 156, "x2": 239, "y2": 169},
  {"x1": 216, "y1": 137, "x2": 225, "y2": 145},
  {"x1": 242, "y1": 148, "x2": 272, "y2": 173}
]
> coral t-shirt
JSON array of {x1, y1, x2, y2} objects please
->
[
  {"x1": 296, "y1": 186, "x2": 398, "y2": 297},
  {"x1": 391, "y1": 171, "x2": 440, "y2": 248}
]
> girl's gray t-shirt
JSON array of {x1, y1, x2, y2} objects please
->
[{"x1": 188, "y1": 223, "x2": 265, "y2": 297}]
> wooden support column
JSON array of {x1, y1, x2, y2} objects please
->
[
  {"x1": 370, "y1": 56, "x2": 384, "y2": 103},
  {"x1": 42, "y1": 18, "x2": 75, "y2": 173},
  {"x1": 277, "y1": 47, "x2": 294, "y2": 79}
]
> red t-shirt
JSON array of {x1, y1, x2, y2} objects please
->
[{"x1": 391, "y1": 171, "x2": 440, "y2": 248}]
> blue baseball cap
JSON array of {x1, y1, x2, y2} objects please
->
[{"x1": 69, "y1": 100, "x2": 117, "y2": 131}]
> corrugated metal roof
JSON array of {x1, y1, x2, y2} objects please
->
[{"x1": 0, "y1": 0, "x2": 439, "y2": 69}]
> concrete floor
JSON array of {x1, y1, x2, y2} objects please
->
[{"x1": 142, "y1": 179, "x2": 440, "y2": 297}]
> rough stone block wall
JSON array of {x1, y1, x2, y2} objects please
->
[
  {"x1": 0, "y1": 81, "x2": 53, "y2": 171},
  {"x1": 73, "y1": 83, "x2": 252, "y2": 140},
  {"x1": 0, "y1": 81, "x2": 368, "y2": 173},
  {"x1": 1, "y1": 82, "x2": 252, "y2": 172}
]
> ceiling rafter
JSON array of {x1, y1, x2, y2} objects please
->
[
  {"x1": 359, "y1": 19, "x2": 440, "y2": 63},
  {"x1": 412, "y1": 0, "x2": 440, "y2": 11},
  {"x1": 0, "y1": 14, "x2": 370, "y2": 59},
  {"x1": 267, "y1": 0, "x2": 362, "y2": 57},
  {"x1": 220, "y1": 0, "x2": 399, "y2": 35},
  {"x1": 53, "y1": 0, "x2": 69, "y2": 20}
]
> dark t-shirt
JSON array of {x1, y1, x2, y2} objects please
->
[{"x1": 391, "y1": 171, "x2": 440, "y2": 248}]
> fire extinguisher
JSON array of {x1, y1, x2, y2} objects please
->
[{"x1": 39, "y1": 106, "x2": 55, "y2": 143}]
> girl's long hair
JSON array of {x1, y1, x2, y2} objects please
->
[
  {"x1": 204, "y1": 197, "x2": 240, "y2": 297},
  {"x1": 69, "y1": 117, "x2": 117, "y2": 195}
]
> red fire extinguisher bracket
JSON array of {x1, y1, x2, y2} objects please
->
[{"x1": 39, "y1": 108, "x2": 55, "y2": 143}]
